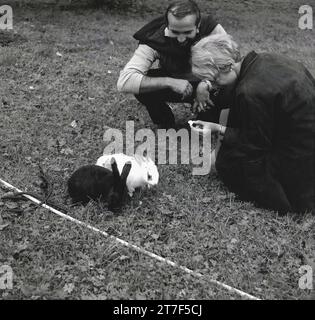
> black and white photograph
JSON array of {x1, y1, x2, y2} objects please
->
[{"x1": 0, "y1": 0, "x2": 314, "y2": 304}]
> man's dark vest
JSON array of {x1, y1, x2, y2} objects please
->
[{"x1": 133, "y1": 15, "x2": 217, "y2": 79}]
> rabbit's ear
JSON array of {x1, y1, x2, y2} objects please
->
[
  {"x1": 120, "y1": 161, "x2": 132, "y2": 183},
  {"x1": 110, "y1": 157, "x2": 120, "y2": 178},
  {"x1": 136, "y1": 153, "x2": 147, "y2": 162},
  {"x1": 146, "y1": 157, "x2": 154, "y2": 164},
  {"x1": 134, "y1": 153, "x2": 142, "y2": 164}
]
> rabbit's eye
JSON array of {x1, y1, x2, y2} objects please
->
[{"x1": 147, "y1": 173, "x2": 152, "y2": 181}]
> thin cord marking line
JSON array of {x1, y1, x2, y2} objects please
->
[{"x1": 0, "y1": 178, "x2": 261, "y2": 300}]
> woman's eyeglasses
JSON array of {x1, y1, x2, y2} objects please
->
[{"x1": 211, "y1": 63, "x2": 233, "y2": 82}]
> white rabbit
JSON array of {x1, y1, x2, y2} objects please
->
[{"x1": 96, "y1": 153, "x2": 159, "y2": 197}]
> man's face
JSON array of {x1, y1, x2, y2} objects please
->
[{"x1": 167, "y1": 13, "x2": 199, "y2": 46}]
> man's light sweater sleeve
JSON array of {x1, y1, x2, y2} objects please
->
[{"x1": 117, "y1": 44, "x2": 159, "y2": 94}]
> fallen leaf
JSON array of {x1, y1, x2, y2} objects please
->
[
  {"x1": 5, "y1": 202, "x2": 18, "y2": 210},
  {"x1": 20, "y1": 285, "x2": 35, "y2": 297},
  {"x1": 31, "y1": 229, "x2": 40, "y2": 237},
  {"x1": 192, "y1": 254, "x2": 203, "y2": 263},
  {"x1": 135, "y1": 293, "x2": 146, "y2": 300},
  {"x1": 226, "y1": 243, "x2": 234, "y2": 254},
  {"x1": 201, "y1": 197, "x2": 212, "y2": 203},
  {"x1": 49, "y1": 165, "x2": 63, "y2": 172},
  {"x1": 239, "y1": 218, "x2": 249, "y2": 226},
  {"x1": 0, "y1": 223, "x2": 10, "y2": 231},
  {"x1": 151, "y1": 234, "x2": 159, "y2": 240},
  {"x1": 70, "y1": 120, "x2": 78, "y2": 128},
  {"x1": 47, "y1": 138, "x2": 56, "y2": 150},
  {"x1": 166, "y1": 194, "x2": 175, "y2": 201},
  {"x1": 2, "y1": 192, "x2": 15, "y2": 198},
  {"x1": 300, "y1": 220, "x2": 314, "y2": 232},
  {"x1": 63, "y1": 283, "x2": 75, "y2": 294},
  {"x1": 58, "y1": 138, "x2": 67, "y2": 147},
  {"x1": 119, "y1": 255, "x2": 130, "y2": 261},
  {"x1": 21, "y1": 202, "x2": 33, "y2": 209},
  {"x1": 37, "y1": 283, "x2": 50, "y2": 295},
  {"x1": 60, "y1": 148, "x2": 73, "y2": 155},
  {"x1": 217, "y1": 195, "x2": 228, "y2": 200},
  {"x1": 96, "y1": 293, "x2": 108, "y2": 300},
  {"x1": 54, "y1": 288, "x2": 67, "y2": 299},
  {"x1": 178, "y1": 289, "x2": 186, "y2": 297},
  {"x1": 15, "y1": 243, "x2": 29, "y2": 253}
]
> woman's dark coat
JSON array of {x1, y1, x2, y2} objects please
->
[{"x1": 216, "y1": 51, "x2": 315, "y2": 214}]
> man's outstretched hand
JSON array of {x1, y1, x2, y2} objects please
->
[{"x1": 168, "y1": 78, "x2": 193, "y2": 100}]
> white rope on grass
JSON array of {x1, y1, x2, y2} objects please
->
[{"x1": 0, "y1": 177, "x2": 261, "y2": 300}]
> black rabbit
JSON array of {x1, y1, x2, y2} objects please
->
[{"x1": 67, "y1": 158, "x2": 131, "y2": 211}]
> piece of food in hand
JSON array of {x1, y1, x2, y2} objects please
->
[{"x1": 188, "y1": 120, "x2": 203, "y2": 129}]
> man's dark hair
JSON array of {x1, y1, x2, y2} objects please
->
[{"x1": 165, "y1": 0, "x2": 201, "y2": 26}]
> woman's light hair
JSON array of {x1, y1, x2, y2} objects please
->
[{"x1": 191, "y1": 34, "x2": 241, "y2": 80}]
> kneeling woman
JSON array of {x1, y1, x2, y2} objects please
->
[{"x1": 191, "y1": 34, "x2": 315, "y2": 215}]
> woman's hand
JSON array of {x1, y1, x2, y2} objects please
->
[
  {"x1": 189, "y1": 120, "x2": 222, "y2": 135},
  {"x1": 192, "y1": 81, "x2": 214, "y2": 113}
]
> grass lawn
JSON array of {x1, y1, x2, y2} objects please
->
[{"x1": 0, "y1": 0, "x2": 314, "y2": 299}]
